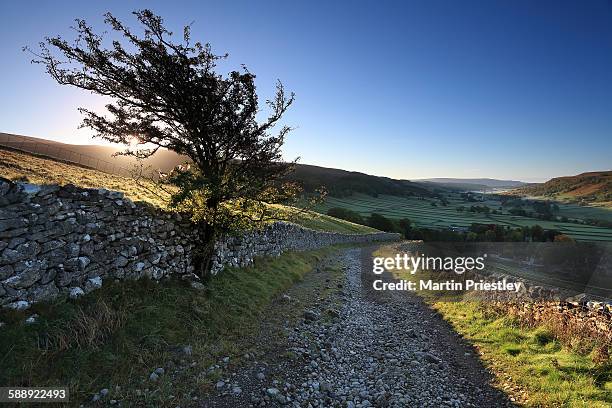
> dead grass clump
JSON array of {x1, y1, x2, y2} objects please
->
[
  {"x1": 41, "y1": 300, "x2": 126, "y2": 351},
  {"x1": 486, "y1": 301, "x2": 612, "y2": 364}
]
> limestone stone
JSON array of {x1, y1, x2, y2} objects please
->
[{"x1": 0, "y1": 179, "x2": 399, "y2": 306}]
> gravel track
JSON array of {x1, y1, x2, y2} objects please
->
[{"x1": 201, "y1": 246, "x2": 514, "y2": 407}]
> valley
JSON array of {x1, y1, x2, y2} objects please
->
[
  {"x1": 1, "y1": 132, "x2": 610, "y2": 242},
  {"x1": 315, "y1": 192, "x2": 612, "y2": 242}
]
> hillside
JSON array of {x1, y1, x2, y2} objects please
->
[
  {"x1": 0, "y1": 132, "x2": 186, "y2": 176},
  {"x1": 287, "y1": 163, "x2": 435, "y2": 197},
  {"x1": 510, "y1": 171, "x2": 612, "y2": 205},
  {"x1": 0, "y1": 132, "x2": 436, "y2": 198},
  {"x1": 0, "y1": 147, "x2": 377, "y2": 234},
  {"x1": 417, "y1": 178, "x2": 526, "y2": 191}
]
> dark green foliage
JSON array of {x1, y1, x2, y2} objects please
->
[
  {"x1": 509, "y1": 207, "x2": 528, "y2": 216},
  {"x1": 408, "y1": 228, "x2": 465, "y2": 241},
  {"x1": 326, "y1": 207, "x2": 365, "y2": 225},
  {"x1": 397, "y1": 218, "x2": 411, "y2": 238},
  {"x1": 469, "y1": 205, "x2": 490, "y2": 214},
  {"x1": 585, "y1": 219, "x2": 612, "y2": 228},
  {"x1": 533, "y1": 201, "x2": 554, "y2": 219},
  {"x1": 533, "y1": 329, "x2": 555, "y2": 346},
  {"x1": 367, "y1": 213, "x2": 396, "y2": 232},
  {"x1": 461, "y1": 223, "x2": 565, "y2": 242},
  {"x1": 461, "y1": 192, "x2": 479, "y2": 202},
  {"x1": 531, "y1": 225, "x2": 544, "y2": 241}
]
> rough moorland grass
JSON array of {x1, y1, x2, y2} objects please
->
[
  {"x1": 0, "y1": 248, "x2": 337, "y2": 405},
  {"x1": 436, "y1": 302, "x2": 612, "y2": 407},
  {"x1": 271, "y1": 204, "x2": 378, "y2": 234},
  {"x1": 373, "y1": 245, "x2": 612, "y2": 407},
  {"x1": 0, "y1": 147, "x2": 376, "y2": 234},
  {"x1": 0, "y1": 147, "x2": 169, "y2": 206}
]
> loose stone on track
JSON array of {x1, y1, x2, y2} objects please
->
[{"x1": 201, "y1": 247, "x2": 513, "y2": 407}]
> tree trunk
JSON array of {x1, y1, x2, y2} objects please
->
[{"x1": 193, "y1": 222, "x2": 218, "y2": 281}]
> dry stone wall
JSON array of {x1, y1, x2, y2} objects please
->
[{"x1": 0, "y1": 179, "x2": 399, "y2": 309}]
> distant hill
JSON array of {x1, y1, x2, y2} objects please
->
[
  {"x1": 510, "y1": 171, "x2": 612, "y2": 205},
  {"x1": 417, "y1": 178, "x2": 526, "y2": 190},
  {"x1": 288, "y1": 163, "x2": 435, "y2": 198},
  {"x1": 0, "y1": 132, "x2": 186, "y2": 174},
  {"x1": 0, "y1": 132, "x2": 436, "y2": 198}
]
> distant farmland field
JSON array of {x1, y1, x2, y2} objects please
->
[{"x1": 315, "y1": 193, "x2": 612, "y2": 242}]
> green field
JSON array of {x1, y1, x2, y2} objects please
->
[
  {"x1": 316, "y1": 193, "x2": 612, "y2": 241},
  {"x1": 556, "y1": 202, "x2": 612, "y2": 223}
]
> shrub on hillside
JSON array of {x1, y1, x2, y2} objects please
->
[
  {"x1": 326, "y1": 207, "x2": 365, "y2": 225},
  {"x1": 397, "y1": 218, "x2": 411, "y2": 239},
  {"x1": 367, "y1": 213, "x2": 396, "y2": 232}
]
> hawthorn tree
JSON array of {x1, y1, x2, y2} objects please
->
[{"x1": 28, "y1": 10, "x2": 303, "y2": 278}]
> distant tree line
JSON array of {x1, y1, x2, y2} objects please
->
[
  {"x1": 460, "y1": 192, "x2": 480, "y2": 202},
  {"x1": 326, "y1": 207, "x2": 574, "y2": 242},
  {"x1": 584, "y1": 219, "x2": 612, "y2": 228},
  {"x1": 502, "y1": 200, "x2": 612, "y2": 227},
  {"x1": 326, "y1": 208, "x2": 412, "y2": 238}
]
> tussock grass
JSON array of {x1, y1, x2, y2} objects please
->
[
  {"x1": 0, "y1": 147, "x2": 168, "y2": 206},
  {"x1": 44, "y1": 299, "x2": 126, "y2": 351},
  {"x1": 494, "y1": 301, "x2": 612, "y2": 364},
  {"x1": 0, "y1": 248, "x2": 337, "y2": 405}
]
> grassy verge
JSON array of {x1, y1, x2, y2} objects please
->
[
  {"x1": 0, "y1": 247, "x2": 338, "y2": 406},
  {"x1": 272, "y1": 204, "x2": 378, "y2": 234},
  {"x1": 374, "y1": 244, "x2": 612, "y2": 407},
  {"x1": 436, "y1": 302, "x2": 611, "y2": 407}
]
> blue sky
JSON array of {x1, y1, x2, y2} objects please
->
[{"x1": 1, "y1": 0, "x2": 611, "y2": 181}]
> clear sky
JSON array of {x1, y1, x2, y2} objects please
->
[{"x1": 1, "y1": 0, "x2": 611, "y2": 182}]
